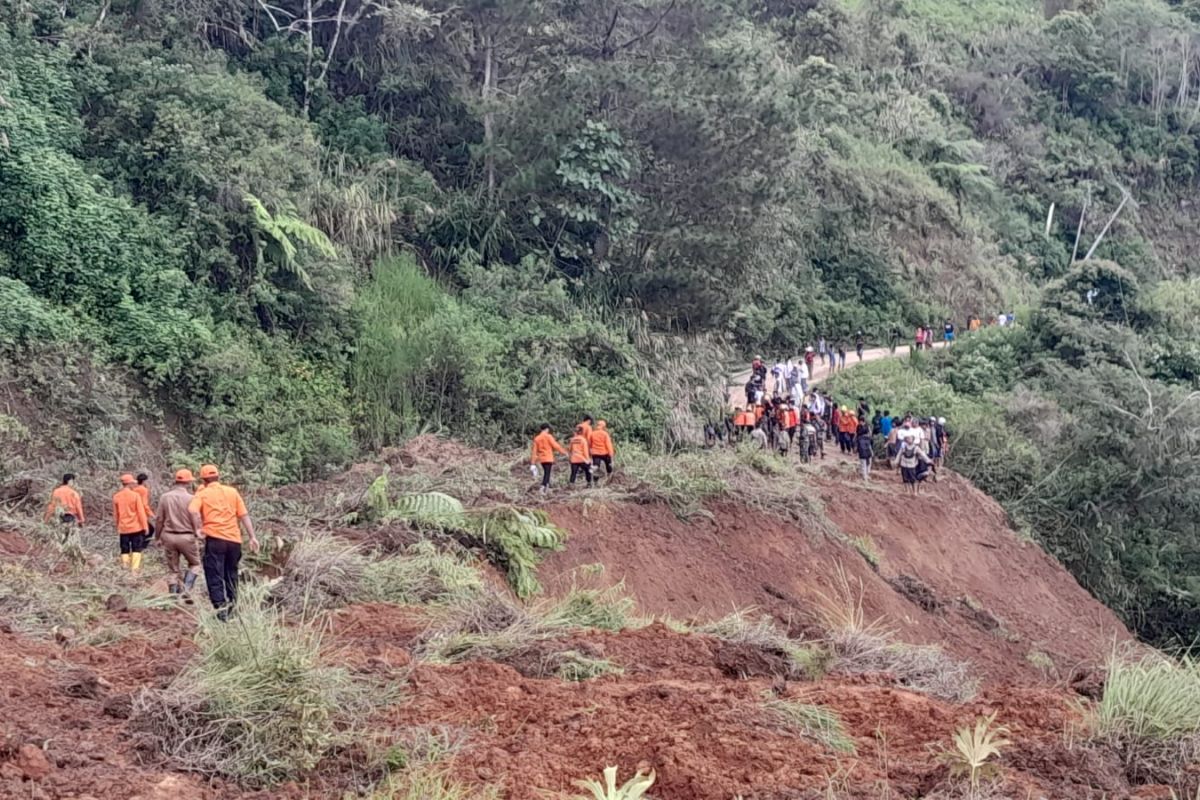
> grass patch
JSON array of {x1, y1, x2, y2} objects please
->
[
  {"x1": 365, "y1": 763, "x2": 498, "y2": 800},
  {"x1": 360, "y1": 540, "x2": 484, "y2": 606},
  {"x1": 850, "y1": 536, "x2": 881, "y2": 569},
  {"x1": 763, "y1": 696, "x2": 857, "y2": 754},
  {"x1": 698, "y1": 609, "x2": 829, "y2": 680},
  {"x1": 0, "y1": 559, "x2": 173, "y2": 640},
  {"x1": 131, "y1": 583, "x2": 380, "y2": 786},
  {"x1": 828, "y1": 629, "x2": 978, "y2": 703},
  {"x1": 270, "y1": 532, "x2": 486, "y2": 613},
  {"x1": 540, "y1": 583, "x2": 636, "y2": 632},
  {"x1": 415, "y1": 591, "x2": 544, "y2": 664},
  {"x1": 1092, "y1": 651, "x2": 1200, "y2": 790},
  {"x1": 553, "y1": 650, "x2": 624, "y2": 682}
]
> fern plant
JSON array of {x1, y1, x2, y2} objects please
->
[
  {"x1": 244, "y1": 193, "x2": 336, "y2": 288},
  {"x1": 380, "y1": 493, "x2": 566, "y2": 598},
  {"x1": 573, "y1": 766, "x2": 655, "y2": 800},
  {"x1": 944, "y1": 712, "x2": 1010, "y2": 792}
]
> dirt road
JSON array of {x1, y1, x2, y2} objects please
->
[{"x1": 727, "y1": 341, "x2": 946, "y2": 407}]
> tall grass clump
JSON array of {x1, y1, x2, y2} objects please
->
[
  {"x1": 132, "y1": 584, "x2": 375, "y2": 786},
  {"x1": 698, "y1": 610, "x2": 828, "y2": 679},
  {"x1": 350, "y1": 255, "x2": 444, "y2": 450},
  {"x1": 269, "y1": 531, "x2": 368, "y2": 614},
  {"x1": 360, "y1": 540, "x2": 484, "y2": 605},
  {"x1": 762, "y1": 697, "x2": 856, "y2": 754},
  {"x1": 1093, "y1": 652, "x2": 1200, "y2": 790},
  {"x1": 540, "y1": 583, "x2": 635, "y2": 632}
]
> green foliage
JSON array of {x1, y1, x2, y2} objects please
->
[
  {"x1": 383, "y1": 491, "x2": 566, "y2": 598},
  {"x1": 360, "y1": 541, "x2": 485, "y2": 606},
  {"x1": 572, "y1": 766, "x2": 656, "y2": 800},
  {"x1": 1096, "y1": 653, "x2": 1200, "y2": 742}
]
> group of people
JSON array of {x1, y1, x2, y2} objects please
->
[
  {"x1": 46, "y1": 465, "x2": 258, "y2": 620},
  {"x1": 530, "y1": 415, "x2": 616, "y2": 491},
  {"x1": 725, "y1": 352, "x2": 951, "y2": 493}
]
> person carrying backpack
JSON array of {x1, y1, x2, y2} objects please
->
[
  {"x1": 855, "y1": 423, "x2": 874, "y2": 481},
  {"x1": 892, "y1": 436, "x2": 934, "y2": 495}
]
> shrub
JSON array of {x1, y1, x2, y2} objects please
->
[
  {"x1": 573, "y1": 766, "x2": 656, "y2": 800},
  {"x1": 131, "y1": 583, "x2": 375, "y2": 785},
  {"x1": 941, "y1": 712, "x2": 1010, "y2": 792},
  {"x1": 1093, "y1": 652, "x2": 1200, "y2": 789}
]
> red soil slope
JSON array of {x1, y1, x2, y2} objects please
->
[{"x1": 540, "y1": 469, "x2": 1131, "y2": 684}]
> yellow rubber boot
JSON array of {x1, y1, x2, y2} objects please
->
[
  {"x1": 120, "y1": 553, "x2": 132, "y2": 569},
  {"x1": 130, "y1": 552, "x2": 143, "y2": 573}
]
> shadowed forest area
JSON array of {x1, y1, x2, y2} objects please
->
[{"x1": 3, "y1": 0, "x2": 1200, "y2": 645}]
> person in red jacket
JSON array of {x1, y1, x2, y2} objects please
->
[
  {"x1": 568, "y1": 425, "x2": 593, "y2": 486},
  {"x1": 588, "y1": 420, "x2": 615, "y2": 479},
  {"x1": 531, "y1": 424, "x2": 568, "y2": 494}
]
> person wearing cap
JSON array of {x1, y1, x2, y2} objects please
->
[
  {"x1": 45, "y1": 473, "x2": 85, "y2": 536},
  {"x1": 113, "y1": 474, "x2": 149, "y2": 572},
  {"x1": 188, "y1": 465, "x2": 259, "y2": 620},
  {"x1": 155, "y1": 469, "x2": 201, "y2": 602}
]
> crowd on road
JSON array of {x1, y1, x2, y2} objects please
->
[
  {"x1": 46, "y1": 464, "x2": 258, "y2": 620},
  {"x1": 721, "y1": 381, "x2": 948, "y2": 494}
]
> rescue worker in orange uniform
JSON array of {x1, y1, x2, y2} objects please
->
[
  {"x1": 589, "y1": 420, "x2": 615, "y2": 479},
  {"x1": 45, "y1": 473, "x2": 85, "y2": 533},
  {"x1": 133, "y1": 472, "x2": 155, "y2": 538},
  {"x1": 568, "y1": 425, "x2": 593, "y2": 486},
  {"x1": 838, "y1": 407, "x2": 859, "y2": 454},
  {"x1": 531, "y1": 424, "x2": 569, "y2": 493},
  {"x1": 113, "y1": 474, "x2": 149, "y2": 572},
  {"x1": 188, "y1": 464, "x2": 259, "y2": 621}
]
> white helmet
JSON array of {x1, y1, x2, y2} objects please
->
[{"x1": 938, "y1": 417, "x2": 946, "y2": 425}]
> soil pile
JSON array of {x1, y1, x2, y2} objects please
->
[{"x1": 541, "y1": 470, "x2": 1130, "y2": 684}]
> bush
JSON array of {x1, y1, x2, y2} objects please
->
[{"x1": 1093, "y1": 652, "x2": 1200, "y2": 790}]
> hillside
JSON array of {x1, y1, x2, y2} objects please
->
[{"x1": 5, "y1": 439, "x2": 1194, "y2": 799}]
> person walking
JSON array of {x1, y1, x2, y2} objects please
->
[
  {"x1": 914, "y1": 325, "x2": 925, "y2": 352},
  {"x1": 531, "y1": 424, "x2": 569, "y2": 493},
  {"x1": 155, "y1": 469, "x2": 201, "y2": 602},
  {"x1": 45, "y1": 473, "x2": 85, "y2": 537},
  {"x1": 188, "y1": 464, "x2": 259, "y2": 621},
  {"x1": 892, "y1": 437, "x2": 934, "y2": 495},
  {"x1": 133, "y1": 472, "x2": 156, "y2": 539},
  {"x1": 113, "y1": 474, "x2": 149, "y2": 572},
  {"x1": 568, "y1": 425, "x2": 593, "y2": 486},
  {"x1": 943, "y1": 319, "x2": 956, "y2": 346},
  {"x1": 836, "y1": 344, "x2": 847, "y2": 371},
  {"x1": 855, "y1": 330, "x2": 865, "y2": 361},
  {"x1": 589, "y1": 420, "x2": 615, "y2": 479},
  {"x1": 817, "y1": 337, "x2": 827, "y2": 365},
  {"x1": 889, "y1": 326, "x2": 901, "y2": 353},
  {"x1": 856, "y1": 424, "x2": 874, "y2": 481}
]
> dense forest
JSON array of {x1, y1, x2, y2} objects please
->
[{"x1": 4, "y1": 0, "x2": 1200, "y2": 639}]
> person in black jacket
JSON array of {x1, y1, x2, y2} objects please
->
[{"x1": 855, "y1": 423, "x2": 875, "y2": 481}]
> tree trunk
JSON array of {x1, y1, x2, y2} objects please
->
[{"x1": 482, "y1": 30, "x2": 496, "y2": 204}]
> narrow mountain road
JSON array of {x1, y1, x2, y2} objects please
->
[{"x1": 727, "y1": 341, "x2": 946, "y2": 408}]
